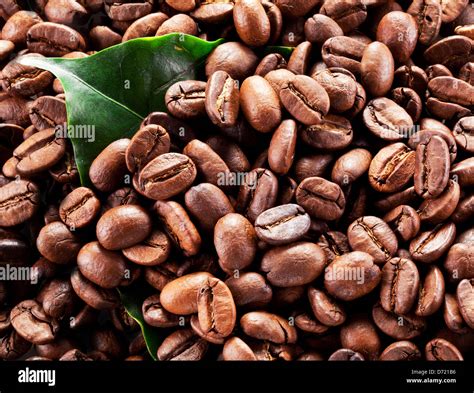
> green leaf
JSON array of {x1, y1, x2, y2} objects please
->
[
  {"x1": 118, "y1": 286, "x2": 162, "y2": 361},
  {"x1": 263, "y1": 45, "x2": 294, "y2": 58},
  {"x1": 19, "y1": 34, "x2": 223, "y2": 185}
]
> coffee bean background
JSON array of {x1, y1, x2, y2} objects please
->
[{"x1": 0, "y1": 0, "x2": 473, "y2": 362}]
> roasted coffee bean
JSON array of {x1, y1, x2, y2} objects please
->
[
  {"x1": 0, "y1": 329, "x2": 31, "y2": 360},
  {"x1": 13, "y1": 128, "x2": 66, "y2": 176},
  {"x1": 390, "y1": 87, "x2": 422, "y2": 122},
  {"x1": 27, "y1": 22, "x2": 86, "y2": 56},
  {"x1": 451, "y1": 158, "x2": 474, "y2": 187},
  {"x1": 415, "y1": 266, "x2": 445, "y2": 317},
  {"x1": 372, "y1": 303, "x2": 426, "y2": 340},
  {"x1": 142, "y1": 294, "x2": 180, "y2": 328},
  {"x1": 301, "y1": 114, "x2": 353, "y2": 151},
  {"x1": 154, "y1": 200, "x2": 201, "y2": 257},
  {"x1": 2, "y1": 10, "x2": 43, "y2": 46},
  {"x1": 214, "y1": 213, "x2": 257, "y2": 273},
  {"x1": 287, "y1": 41, "x2": 312, "y2": 75},
  {"x1": 77, "y1": 241, "x2": 132, "y2": 288},
  {"x1": 205, "y1": 71, "x2": 239, "y2": 129},
  {"x1": 268, "y1": 120, "x2": 296, "y2": 175},
  {"x1": 225, "y1": 272, "x2": 272, "y2": 309},
  {"x1": 317, "y1": 231, "x2": 350, "y2": 263},
  {"x1": 424, "y1": 35, "x2": 474, "y2": 71},
  {"x1": 137, "y1": 153, "x2": 196, "y2": 200},
  {"x1": 380, "y1": 258, "x2": 419, "y2": 315},
  {"x1": 122, "y1": 229, "x2": 171, "y2": 266},
  {"x1": 165, "y1": 80, "x2": 207, "y2": 120},
  {"x1": 363, "y1": 98, "x2": 414, "y2": 142},
  {"x1": 328, "y1": 349, "x2": 364, "y2": 361},
  {"x1": 304, "y1": 14, "x2": 343, "y2": 45},
  {"x1": 456, "y1": 279, "x2": 474, "y2": 329},
  {"x1": 280, "y1": 75, "x2": 330, "y2": 126},
  {"x1": 410, "y1": 222, "x2": 456, "y2": 264},
  {"x1": 70, "y1": 268, "x2": 120, "y2": 310},
  {"x1": 453, "y1": 116, "x2": 474, "y2": 153},
  {"x1": 369, "y1": 143, "x2": 415, "y2": 193},
  {"x1": 296, "y1": 177, "x2": 345, "y2": 221},
  {"x1": 383, "y1": 205, "x2": 420, "y2": 242},
  {"x1": 59, "y1": 187, "x2": 100, "y2": 229},
  {"x1": 38, "y1": 278, "x2": 76, "y2": 319},
  {"x1": 331, "y1": 148, "x2": 372, "y2": 187},
  {"x1": 324, "y1": 251, "x2": 381, "y2": 301},
  {"x1": 89, "y1": 139, "x2": 130, "y2": 193},
  {"x1": 414, "y1": 136, "x2": 450, "y2": 199},
  {"x1": 444, "y1": 293, "x2": 470, "y2": 334},
  {"x1": 418, "y1": 179, "x2": 460, "y2": 224},
  {"x1": 36, "y1": 221, "x2": 81, "y2": 264},
  {"x1": 425, "y1": 338, "x2": 463, "y2": 361},
  {"x1": 0, "y1": 180, "x2": 40, "y2": 227},
  {"x1": 197, "y1": 277, "x2": 236, "y2": 339},
  {"x1": 222, "y1": 337, "x2": 257, "y2": 361},
  {"x1": 347, "y1": 216, "x2": 398, "y2": 264},
  {"x1": 96, "y1": 205, "x2": 151, "y2": 250},
  {"x1": 206, "y1": 42, "x2": 258, "y2": 81},
  {"x1": 361, "y1": 42, "x2": 394, "y2": 97},
  {"x1": 261, "y1": 242, "x2": 326, "y2": 287},
  {"x1": 308, "y1": 287, "x2": 346, "y2": 327},
  {"x1": 236, "y1": 168, "x2": 278, "y2": 222},
  {"x1": 408, "y1": 129, "x2": 457, "y2": 163},
  {"x1": 320, "y1": 0, "x2": 367, "y2": 33},
  {"x1": 157, "y1": 329, "x2": 208, "y2": 361},
  {"x1": 240, "y1": 75, "x2": 281, "y2": 133},
  {"x1": 10, "y1": 300, "x2": 59, "y2": 344},
  {"x1": 407, "y1": 0, "x2": 442, "y2": 46},
  {"x1": 340, "y1": 316, "x2": 381, "y2": 360},
  {"x1": 240, "y1": 311, "x2": 297, "y2": 344},
  {"x1": 379, "y1": 341, "x2": 421, "y2": 361},
  {"x1": 322, "y1": 36, "x2": 367, "y2": 76},
  {"x1": 233, "y1": 0, "x2": 270, "y2": 47},
  {"x1": 254, "y1": 204, "x2": 310, "y2": 246},
  {"x1": 156, "y1": 14, "x2": 197, "y2": 36},
  {"x1": 444, "y1": 242, "x2": 474, "y2": 282},
  {"x1": 125, "y1": 124, "x2": 170, "y2": 173}
]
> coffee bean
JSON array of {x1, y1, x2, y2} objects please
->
[
  {"x1": 320, "y1": 0, "x2": 367, "y2": 33},
  {"x1": 372, "y1": 303, "x2": 426, "y2": 340},
  {"x1": 418, "y1": 179, "x2": 460, "y2": 224},
  {"x1": 408, "y1": 129, "x2": 457, "y2": 163},
  {"x1": 38, "y1": 278, "x2": 76, "y2": 319},
  {"x1": 301, "y1": 114, "x2": 353, "y2": 151},
  {"x1": 268, "y1": 119, "x2": 296, "y2": 175},
  {"x1": 308, "y1": 287, "x2": 346, "y2": 326},
  {"x1": 137, "y1": 152, "x2": 197, "y2": 200},
  {"x1": 156, "y1": 14, "x2": 197, "y2": 36},
  {"x1": 453, "y1": 116, "x2": 474, "y2": 153},
  {"x1": 262, "y1": 242, "x2": 326, "y2": 287},
  {"x1": 0, "y1": 180, "x2": 40, "y2": 227},
  {"x1": 96, "y1": 205, "x2": 151, "y2": 250},
  {"x1": 27, "y1": 22, "x2": 86, "y2": 56},
  {"x1": 380, "y1": 258, "x2": 420, "y2": 315},
  {"x1": 59, "y1": 187, "x2": 100, "y2": 229},
  {"x1": 254, "y1": 204, "x2": 310, "y2": 246},
  {"x1": 142, "y1": 294, "x2": 180, "y2": 328},
  {"x1": 379, "y1": 341, "x2": 421, "y2": 361},
  {"x1": 280, "y1": 75, "x2": 330, "y2": 126},
  {"x1": 10, "y1": 299, "x2": 59, "y2": 344},
  {"x1": 225, "y1": 272, "x2": 272, "y2": 309},
  {"x1": 331, "y1": 148, "x2": 372, "y2": 187},
  {"x1": 240, "y1": 75, "x2": 281, "y2": 133},
  {"x1": 222, "y1": 337, "x2": 256, "y2": 361},
  {"x1": 328, "y1": 349, "x2": 364, "y2": 361},
  {"x1": 125, "y1": 124, "x2": 170, "y2": 173},
  {"x1": 240, "y1": 311, "x2": 297, "y2": 344},
  {"x1": 296, "y1": 177, "x2": 345, "y2": 221},
  {"x1": 304, "y1": 14, "x2": 343, "y2": 45},
  {"x1": 444, "y1": 293, "x2": 470, "y2": 334},
  {"x1": 233, "y1": 0, "x2": 270, "y2": 47},
  {"x1": 197, "y1": 277, "x2": 236, "y2": 339},
  {"x1": 390, "y1": 87, "x2": 422, "y2": 122},
  {"x1": 122, "y1": 229, "x2": 171, "y2": 266},
  {"x1": 154, "y1": 200, "x2": 201, "y2": 257},
  {"x1": 347, "y1": 216, "x2": 398, "y2": 263},
  {"x1": 363, "y1": 98, "x2": 414, "y2": 141},
  {"x1": 206, "y1": 42, "x2": 258, "y2": 81},
  {"x1": 425, "y1": 338, "x2": 463, "y2": 361},
  {"x1": 322, "y1": 36, "x2": 367, "y2": 76},
  {"x1": 361, "y1": 42, "x2": 394, "y2": 97},
  {"x1": 340, "y1": 316, "x2": 381, "y2": 360},
  {"x1": 157, "y1": 329, "x2": 208, "y2": 361},
  {"x1": 36, "y1": 221, "x2": 81, "y2": 264},
  {"x1": 410, "y1": 222, "x2": 456, "y2": 264},
  {"x1": 456, "y1": 279, "x2": 474, "y2": 329},
  {"x1": 205, "y1": 71, "x2": 239, "y2": 129},
  {"x1": 415, "y1": 266, "x2": 445, "y2": 317},
  {"x1": 407, "y1": 0, "x2": 441, "y2": 46},
  {"x1": 165, "y1": 80, "x2": 207, "y2": 120},
  {"x1": 214, "y1": 213, "x2": 257, "y2": 273},
  {"x1": 369, "y1": 143, "x2": 415, "y2": 193},
  {"x1": 89, "y1": 139, "x2": 130, "y2": 193},
  {"x1": 444, "y1": 243, "x2": 474, "y2": 282}
]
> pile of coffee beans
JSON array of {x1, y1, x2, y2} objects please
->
[{"x1": 0, "y1": 0, "x2": 473, "y2": 361}]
